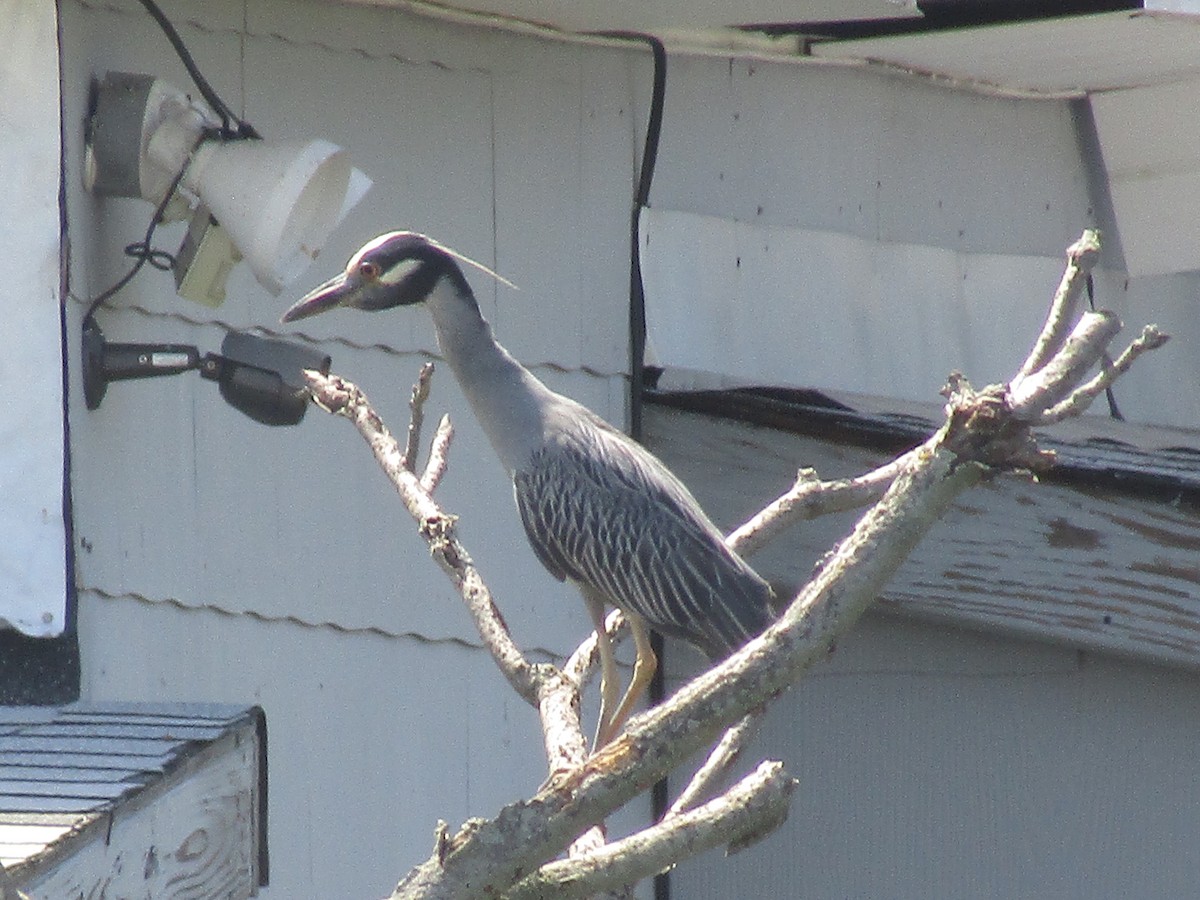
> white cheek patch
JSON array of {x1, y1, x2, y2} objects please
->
[{"x1": 379, "y1": 258, "x2": 422, "y2": 285}]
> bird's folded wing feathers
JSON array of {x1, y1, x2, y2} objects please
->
[{"x1": 512, "y1": 419, "x2": 774, "y2": 659}]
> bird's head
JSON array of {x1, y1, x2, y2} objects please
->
[{"x1": 281, "y1": 231, "x2": 510, "y2": 323}]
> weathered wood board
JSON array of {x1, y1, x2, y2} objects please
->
[
  {"x1": 1, "y1": 704, "x2": 265, "y2": 899},
  {"x1": 645, "y1": 403, "x2": 1200, "y2": 670}
]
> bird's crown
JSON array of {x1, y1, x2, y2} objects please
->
[{"x1": 281, "y1": 230, "x2": 511, "y2": 323}]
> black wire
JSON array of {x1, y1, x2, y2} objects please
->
[
  {"x1": 135, "y1": 0, "x2": 260, "y2": 140},
  {"x1": 84, "y1": 163, "x2": 188, "y2": 322},
  {"x1": 85, "y1": 0, "x2": 261, "y2": 319},
  {"x1": 1085, "y1": 273, "x2": 1124, "y2": 421},
  {"x1": 631, "y1": 38, "x2": 668, "y2": 210},
  {"x1": 630, "y1": 36, "x2": 667, "y2": 442},
  {"x1": 589, "y1": 33, "x2": 668, "y2": 443},
  {"x1": 591, "y1": 31, "x2": 671, "y2": 900}
]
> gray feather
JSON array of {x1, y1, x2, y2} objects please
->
[{"x1": 513, "y1": 407, "x2": 775, "y2": 660}]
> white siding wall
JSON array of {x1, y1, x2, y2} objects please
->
[
  {"x1": 666, "y1": 613, "x2": 1200, "y2": 900},
  {"x1": 642, "y1": 56, "x2": 1200, "y2": 431},
  {"x1": 60, "y1": 3, "x2": 1200, "y2": 898},
  {"x1": 638, "y1": 41, "x2": 1200, "y2": 900},
  {"x1": 0, "y1": 1, "x2": 66, "y2": 635},
  {"x1": 61, "y1": 1, "x2": 646, "y2": 896}
]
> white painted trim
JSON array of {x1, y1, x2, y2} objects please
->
[{"x1": 0, "y1": 0, "x2": 67, "y2": 636}]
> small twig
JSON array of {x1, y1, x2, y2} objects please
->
[
  {"x1": 504, "y1": 762, "x2": 797, "y2": 900},
  {"x1": 666, "y1": 706, "x2": 766, "y2": 818},
  {"x1": 421, "y1": 414, "x2": 454, "y2": 493},
  {"x1": 726, "y1": 450, "x2": 920, "y2": 559},
  {"x1": 1008, "y1": 310, "x2": 1123, "y2": 418},
  {"x1": 303, "y1": 369, "x2": 540, "y2": 706},
  {"x1": 434, "y1": 821, "x2": 450, "y2": 866},
  {"x1": 1036, "y1": 324, "x2": 1170, "y2": 424},
  {"x1": 1015, "y1": 228, "x2": 1101, "y2": 382},
  {"x1": 403, "y1": 362, "x2": 436, "y2": 472}
]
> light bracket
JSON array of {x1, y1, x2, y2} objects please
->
[
  {"x1": 82, "y1": 317, "x2": 329, "y2": 426},
  {"x1": 83, "y1": 70, "x2": 372, "y2": 299}
]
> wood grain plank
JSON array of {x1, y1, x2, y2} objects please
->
[
  {"x1": 9, "y1": 717, "x2": 262, "y2": 899},
  {"x1": 646, "y1": 404, "x2": 1200, "y2": 670}
]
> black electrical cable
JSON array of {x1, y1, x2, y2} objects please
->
[
  {"x1": 135, "y1": 0, "x2": 259, "y2": 140},
  {"x1": 591, "y1": 31, "x2": 670, "y2": 900},
  {"x1": 589, "y1": 32, "x2": 668, "y2": 442},
  {"x1": 1085, "y1": 273, "x2": 1124, "y2": 421},
  {"x1": 83, "y1": 162, "x2": 190, "y2": 322},
  {"x1": 633, "y1": 41, "x2": 670, "y2": 900},
  {"x1": 84, "y1": 0, "x2": 261, "y2": 318}
]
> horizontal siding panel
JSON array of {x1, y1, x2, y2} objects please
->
[
  {"x1": 650, "y1": 56, "x2": 1090, "y2": 256},
  {"x1": 72, "y1": 311, "x2": 623, "y2": 654},
  {"x1": 813, "y1": 10, "x2": 1200, "y2": 95},
  {"x1": 642, "y1": 208, "x2": 1200, "y2": 430},
  {"x1": 669, "y1": 616, "x2": 1200, "y2": 900},
  {"x1": 78, "y1": 596, "x2": 653, "y2": 900},
  {"x1": 642, "y1": 209, "x2": 1056, "y2": 398}
]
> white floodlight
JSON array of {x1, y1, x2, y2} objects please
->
[{"x1": 84, "y1": 71, "x2": 372, "y2": 302}]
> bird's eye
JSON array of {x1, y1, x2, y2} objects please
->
[{"x1": 358, "y1": 261, "x2": 381, "y2": 280}]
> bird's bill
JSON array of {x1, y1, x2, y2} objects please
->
[{"x1": 280, "y1": 271, "x2": 354, "y2": 323}]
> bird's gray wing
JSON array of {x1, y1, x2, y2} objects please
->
[{"x1": 513, "y1": 415, "x2": 774, "y2": 659}]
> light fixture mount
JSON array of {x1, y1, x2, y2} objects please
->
[
  {"x1": 83, "y1": 70, "x2": 371, "y2": 300},
  {"x1": 82, "y1": 317, "x2": 330, "y2": 426}
]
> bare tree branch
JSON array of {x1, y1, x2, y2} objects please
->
[
  {"x1": 386, "y1": 421, "x2": 981, "y2": 899},
  {"x1": 699, "y1": 238, "x2": 1163, "y2": 828},
  {"x1": 504, "y1": 761, "x2": 796, "y2": 900},
  {"x1": 308, "y1": 366, "x2": 626, "y2": 882},
  {"x1": 304, "y1": 230, "x2": 1167, "y2": 900},
  {"x1": 1008, "y1": 310, "x2": 1123, "y2": 416},
  {"x1": 403, "y1": 362, "x2": 436, "y2": 472},
  {"x1": 1037, "y1": 324, "x2": 1170, "y2": 424},
  {"x1": 725, "y1": 449, "x2": 920, "y2": 559},
  {"x1": 681, "y1": 448, "x2": 924, "y2": 812},
  {"x1": 307, "y1": 371, "x2": 541, "y2": 707},
  {"x1": 420, "y1": 414, "x2": 454, "y2": 493},
  {"x1": 666, "y1": 706, "x2": 767, "y2": 818},
  {"x1": 1015, "y1": 228, "x2": 1101, "y2": 381}
]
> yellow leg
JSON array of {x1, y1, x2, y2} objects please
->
[
  {"x1": 595, "y1": 612, "x2": 657, "y2": 749},
  {"x1": 584, "y1": 591, "x2": 622, "y2": 751}
]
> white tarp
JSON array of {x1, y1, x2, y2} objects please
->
[
  {"x1": 0, "y1": 0, "x2": 66, "y2": 635},
  {"x1": 638, "y1": 206, "x2": 1071, "y2": 404}
]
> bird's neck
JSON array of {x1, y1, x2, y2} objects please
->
[{"x1": 425, "y1": 276, "x2": 553, "y2": 473}]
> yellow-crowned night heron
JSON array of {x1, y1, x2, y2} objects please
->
[{"x1": 283, "y1": 231, "x2": 777, "y2": 747}]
